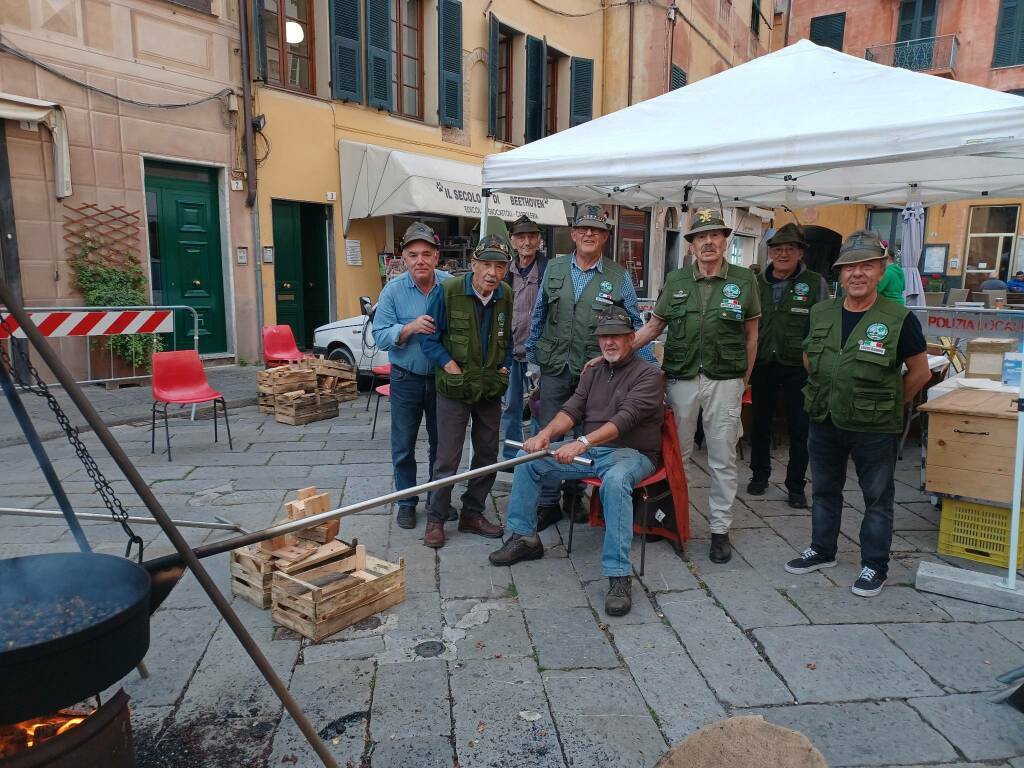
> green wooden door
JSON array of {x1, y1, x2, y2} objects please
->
[
  {"x1": 273, "y1": 200, "x2": 305, "y2": 347},
  {"x1": 145, "y1": 166, "x2": 227, "y2": 354},
  {"x1": 300, "y1": 204, "x2": 329, "y2": 349}
]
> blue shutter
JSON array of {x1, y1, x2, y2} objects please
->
[
  {"x1": 331, "y1": 0, "x2": 362, "y2": 101},
  {"x1": 670, "y1": 64, "x2": 686, "y2": 90},
  {"x1": 994, "y1": 0, "x2": 1022, "y2": 67},
  {"x1": 569, "y1": 57, "x2": 593, "y2": 127},
  {"x1": 252, "y1": 0, "x2": 268, "y2": 81},
  {"x1": 487, "y1": 13, "x2": 499, "y2": 137},
  {"x1": 364, "y1": 0, "x2": 392, "y2": 110},
  {"x1": 525, "y1": 36, "x2": 545, "y2": 143},
  {"x1": 809, "y1": 12, "x2": 845, "y2": 52},
  {"x1": 438, "y1": 0, "x2": 463, "y2": 128}
]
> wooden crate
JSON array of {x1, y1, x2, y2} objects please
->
[
  {"x1": 231, "y1": 539, "x2": 362, "y2": 608},
  {"x1": 275, "y1": 392, "x2": 338, "y2": 425},
  {"x1": 271, "y1": 545, "x2": 405, "y2": 642},
  {"x1": 286, "y1": 486, "x2": 340, "y2": 544},
  {"x1": 312, "y1": 357, "x2": 358, "y2": 403},
  {"x1": 257, "y1": 365, "x2": 316, "y2": 396},
  {"x1": 258, "y1": 393, "x2": 276, "y2": 414}
]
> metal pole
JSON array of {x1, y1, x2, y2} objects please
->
[
  {"x1": 145, "y1": 442, "x2": 593, "y2": 569},
  {"x1": 480, "y1": 188, "x2": 490, "y2": 242},
  {"x1": 1003, "y1": 365, "x2": 1024, "y2": 591},
  {"x1": 0, "y1": 280, "x2": 341, "y2": 768},
  {"x1": 0, "y1": 507, "x2": 242, "y2": 532}
]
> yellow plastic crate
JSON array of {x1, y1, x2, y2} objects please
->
[{"x1": 937, "y1": 498, "x2": 1024, "y2": 569}]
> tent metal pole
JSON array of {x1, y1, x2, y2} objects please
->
[
  {"x1": 480, "y1": 187, "x2": 490, "y2": 241},
  {"x1": 1004, "y1": 363, "x2": 1024, "y2": 591}
]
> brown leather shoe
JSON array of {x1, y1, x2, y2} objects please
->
[
  {"x1": 424, "y1": 520, "x2": 445, "y2": 548},
  {"x1": 458, "y1": 513, "x2": 504, "y2": 539}
]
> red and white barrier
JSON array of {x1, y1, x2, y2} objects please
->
[{"x1": 0, "y1": 309, "x2": 173, "y2": 339}]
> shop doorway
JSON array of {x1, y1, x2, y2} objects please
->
[
  {"x1": 272, "y1": 200, "x2": 330, "y2": 349},
  {"x1": 144, "y1": 162, "x2": 227, "y2": 354}
]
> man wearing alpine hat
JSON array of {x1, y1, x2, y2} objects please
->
[
  {"x1": 784, "y1": 229, "x2": 930, "y2": 597},
  {"x1": 626, "y1": 208, "x2": 760, "y2": 564}
]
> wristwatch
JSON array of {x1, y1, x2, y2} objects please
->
[{"x1": 577, "y1": 435, "x2": 591, "y2": 448}]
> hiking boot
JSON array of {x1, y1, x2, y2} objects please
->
[
  {"x1": 488, "y1": 534, "x2": 544, "y2": 566},
  {"x1": 787, "y1": 490, "x2": 808, "y2": 509},
  {"x1": 563, "y1": 491, "x2": 588, "y2": 524},
  {"x1": 424, "y1": 520, "x2": 445, "y2": 548},
  {"x1": 709, "y1": 533, "x2": 732, "y2": 563},
  {"x1": 851, "y1": 566, "x2": 887, "y2": 597},
  {"x1": 396, "y1": 506, "x2": 416, "y2": 530},
  {"x1": 784, "y1": 547, "x2": 837, "y2": 574},
  {"x1": 458, "y1": 513, "x2": 504, "y2": 539},
  {"x1": 536, "y1": 503, "x2": 562, "y2": 532},
  {"x1": 746, "y1": 478, "x2": 769, "y2": 495},
  {"x1": 605, "y1": 576, "x2": 632, "y2": 616}
]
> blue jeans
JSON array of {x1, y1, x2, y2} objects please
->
[
  {"x1": 389, "y1": 365, "x2": 438, "y2": 510},
  {"x1": 808, "y1": 419, "x2": 897, "y2": 576},
  {"x1": 500, "y1": 359, "x2": 537, "y2": 460},
  {"x1": 506, "y1": 443, "x2": 654, "y2": 577}
]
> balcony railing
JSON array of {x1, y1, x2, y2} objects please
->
[{"x1": 865, "y1": 34, "x2": 959, "y2": 74}]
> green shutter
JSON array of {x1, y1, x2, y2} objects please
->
[
  {"x1": 809, "y1": 12, "x2": 845, "y2": 51},
  {"x1": 525, "y1": 36, "x2": 545, "y2": 143},
  {"x1": 331, "y1": 0, "x2": 362, "y2": 101},
  {"x1": 364, "y1": 0, "x2": 392, "y2": 110},
  {"x1": 439, "y1": 0, "x2": 463, "y2": 128},
  {"x1": 487, "y1": 13, "x2": 499, "y2": 137},
  {"x1": 569, "y1": 56, "x2": 593, "y2": 127},
  {"x1": 897, "y1": 0, "x2": 916, "y2": 41},
  {"x1": 670, "y1": 64, "x2": 686, "y2": 90},
  {"x1": 994, "y1": 0, "x2": 1022, "y2": 67},
  {"x1": 252, "y1": 0, "x2": 268, "y2": 81}
]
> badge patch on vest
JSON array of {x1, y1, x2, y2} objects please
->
[
  {"x1": 497, "y1": 312, "x2": 506, "y2": 338},
  {"x1": 722, "y1": 283, "x2": 741, "y2": 299},
  {"x1": 600, "y1": 280, "x2": 613, "y2": 294},
  {"x1": 858, "y1": 340, "x2": 886, "y2": 355},
  {"x1": 674, "y1": 290, "x2": 687, "y2": 298},
  {"x1": 866, "y1": 323, "x2": 889, "y2": 341},
  {"x1": 790, "y1": 307, "x2": 810, "y2": 314},
  {"x1": 794, "y1": 282, "x2": 810, "y2": 296}
]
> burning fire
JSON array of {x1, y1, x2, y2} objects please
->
[{"x1": 0, "y1": 710, "x2": 90, "y2": 758}]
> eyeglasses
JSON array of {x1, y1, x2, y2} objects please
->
[{"x1": 574, "y1": 227, "x2": 604, "y2": 235}]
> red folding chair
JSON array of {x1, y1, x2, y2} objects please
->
[
  {"x1": 370, "y1": 383, "x2": 390, "y2": 439},
  {"x1": 262, "y1": 325, "x2": 307, "y2": 368},
  {"x1": 151, "y1": 350, "x2": 232, "y2": 462},
  {"x1": 365, "y1": 363, "x2": 392, "y2": 411}
]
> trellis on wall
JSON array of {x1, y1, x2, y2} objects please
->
[{"x1": 62, "y1": 202, "x2": 142, "y2": 267}]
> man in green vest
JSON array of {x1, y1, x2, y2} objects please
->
[
  {"x1": 628, "y1": 208, "x2": 760, "y2": 564},
  {"x1": 420, "y1": 234, "x2": 514, "y2": 548},
  {"x1": 784, "y1": 229, "x2": 931, "y2": 597},
  {"x1": 747, "y1": 223, "x2": 829, "y2": 509},
  {"x1": 525, "y1": 204, "x2": 653, "y2": 530}
]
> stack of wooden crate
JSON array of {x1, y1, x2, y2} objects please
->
[
  {"x1": 229, "y1": 487, "x2": 405, "y2": 640},
  {"x1": 256, "y1": 358, "x2": 357, "y2": 423},
  {"x1": 256, "y1": 365, "x2": 316, "y2": 414},
  {"x1": 312, "y1": 357, "x2": 358, "y2": 403}
]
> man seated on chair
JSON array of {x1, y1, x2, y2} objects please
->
[{"x1": 489, "y1": 306, "x2": 665, "y2": 617}]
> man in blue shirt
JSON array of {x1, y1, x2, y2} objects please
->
[
  {"x1": 372, "y1": 222, "x2": 451, "y2": 531},
  {"x1": 420, "y1": 234, "x2": 513, "y2": 548}
]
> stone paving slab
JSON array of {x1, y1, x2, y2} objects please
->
[
  {"x1": 543, "y1": 668, "x2": 668, "y2": 768},
  {"x1": 632, "y1": 539, "x2": 701, "y2": 593},
  {"x1": 584, "y1": 577, "x2": 662, "y2": 625},
  {"x1": 755, "y1": 624, "x2": 943, "y2": 703},
  {"x1": 444, "y1": 598, "x2": 534, "y2": 660},
  {"x1": 740, "y1": 701, "x2": 958, "y2": 767},
  {"x1": 525, "y1": 606, "x2": 619, "y2": 669},
  {"x1": 512, "y1": 555, "x2": 590, "y2": 608},
  {"x1": 726, "y1": 527, "x2": 833, "y2": 588},
  {"x1": 370, "y1": 659, "x2": 450, "y2": 743},
  {"x1": 911, "y1": 692, "x2": 1024, "y2": 761},
  {"x1": 925, "y1": 594, "x2": 1024, "y2": 622},
  {"x1": 991, "y1": 620, "x2": 1024, "y2": 649},
  {"x1": 786, "y1": 585, "x2": 951, "y2": 624},
  {"x1": 699, "y1": 570, "x2": 809, "y2": 629}
]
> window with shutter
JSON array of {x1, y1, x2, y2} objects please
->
[
  {"x1": 487, "y1": 14, "x2": 499, "y2": 137},
  {"x1": 897, "y1": 0, "x2": 937, "y2": 41},
  {"x1": 525, "y1": 36, "x2": 546, "y2": 144},
  {"x1": 389, "y1": 0, "x2": 423, "y2": 119},
  {"x1": 253, "y1": 0, "x2": 268, "y2": 80},
  {"x1": 809, "y1": 12, "x2": 845, "y2": 51},
  {"x1": 258, "y1": 0, "x2": 315, "y2": 93},
  {"x1": 365, "y1": 0, "x2": 392, "y2": 109},
  {"x1": 750, "y1": 0, "x2": 761, "y2": 37},
  {"x1": 569, "y1": 57, "x2": 593, "y2": 127},
  {"x1": 545, "y1": 49, "x2": 561, "y2": 136},
  {"x1": 993, "y1": 0, "x2": 1024, "y2": 68},
  {"x1": 331, "y1": 0, "x2": 362, "y2": 101},
  {"x1": 670, "y1": 64, "x2": 687, "y2": 90},
  {"x1": 438, "y1": 0, "x2": 463, "y2": 128}
]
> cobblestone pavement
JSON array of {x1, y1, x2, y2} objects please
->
[{"x1": 2, "y1": 392, "x2": 1023, "y2": 767}]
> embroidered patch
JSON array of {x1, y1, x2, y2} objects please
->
[
  {"x1": 794, "y1": 282, "x2": 810, "y2": 296},
  {"x1": 497, "y1": 311, "x2": 506, "y2": 338},
  {"x1": 866, "y1": 323, "x2": 889, "y2": 341},
  {"x1": 673, "y1": 290, "x2": 686, "y2": 298},
  {"x1": 722, "y1": 283, "x2": 741, "y2": 299},
  {"x1": 600, "y1": 280, "x2": 613, "y2": 294},
  {"x1": 720, "y1": 299, "x2": 742, "y2": 311},
  {"x1": 790, "y1": 307, "x2": 810, "y2": 314},
  {"x1": 858, "y1": 340, "x2": 886, "y2": 355}
]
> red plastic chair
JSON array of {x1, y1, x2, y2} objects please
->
[
  {"x1": 370, "y1": 383, "x2": 390, "y2": 439},
  {"x1": 365, "y1": 362, "x2": 392, "y2": 411},
  {"x1": 262, "y1": 325, "x2": 306, "y2": 368},
  {"x1": 151, "y1": 350, "x2": 232, "y2": 462}
]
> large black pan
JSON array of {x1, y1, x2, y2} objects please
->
[{"x1": 0, "y1": 552, "x2": 150, "y2": 724}]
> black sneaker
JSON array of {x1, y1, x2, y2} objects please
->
[
  {"x1": 489, "y1": 534, "x2": 544, "y2": 566},
  {"x1": 746, "y1": 478, "x2": 768, "y2": 495},
  {"x1": 784, "y1": 547, "x2": 837, "y2": 574},
  {"x1": 396, "y1": 506, "x2": 416, "y2": 529},
  {"x1": 851, "y1": 566, "x2": 887, "y2": 597},
  {"x1": 787, "y1": 491, "x2": 808, "y2": 509},
  {"x1": 605, "y1": 576, "x2": 632, "y2": 616}
]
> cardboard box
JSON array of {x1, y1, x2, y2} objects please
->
[{"x1": 966, "y1": 338, "x2": 1016, "y2": 381}]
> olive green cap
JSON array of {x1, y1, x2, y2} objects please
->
[
  {"x1": 834, "y1": 229, "x2": 886, "y2": 266},
  {"x1": 684, "y1": 208, "x2": 732, "y2": 242},
  {"x1": 767, "y1": 222, "x2": 808, "y2": 249},
  {"x1": 474, "y1": 233, "x2": 513, "y2": 262},
  {"x1": 400, "y1": 221, "x2": 440, "y2": 249},
  {"x1": 510, "y1": 215, "x2": 542, "y2": 235},
  {"x1": 594, "y1": 305, "x2": 634, "y2": 336},
  {"x1": 573, "y1": 204, "x2": 612, "y2": 231}
]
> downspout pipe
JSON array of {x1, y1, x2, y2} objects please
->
[{"x1": 627, "y1": 0, "x2": 635, "y2": 106}]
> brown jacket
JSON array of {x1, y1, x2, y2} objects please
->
[{"x1": 559, "y1": 352, "x2": 665, "y2": 463}]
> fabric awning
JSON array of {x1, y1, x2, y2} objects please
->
[
  {"x1": 340, "y1": 140, "x2": 566, "y2": 235},
  {"x1": 0, "y1": 92, "x2": 71, "y2": 199}
]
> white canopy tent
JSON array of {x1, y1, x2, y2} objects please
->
[{"x1": 481, "y1": 40, "x2": 1024, "y2": 210}]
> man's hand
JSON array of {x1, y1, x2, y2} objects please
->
[
  {"x1": 443, "y1": 360, "x2": 463, "y2": 375},
  {"x1": 522, "y1": 434, "x2": 549, "y2": 453},
  {"x1": 552, "y1": 439, "x2": 588, "y2": 465},
  {"x1": 404, "y1": 315, "x2": 436, "y2": 336},
  {"x1": 582, "y1": 355, "x2": 603, "y2": 371}
]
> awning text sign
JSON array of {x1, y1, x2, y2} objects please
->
[{"x1": 430, "y1": 182, "x2": 561, "y2": 223}]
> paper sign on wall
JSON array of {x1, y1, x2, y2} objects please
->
[{"x1": 345, "y1": 240, "x2": 362, "y2": 266}]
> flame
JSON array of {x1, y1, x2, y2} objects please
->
[{"x1": 0, "y1": 711, "x2": 90, "y2": 757}]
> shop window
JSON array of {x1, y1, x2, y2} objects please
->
[
  {"x1": 488, "y1": 15, "x2": 515, "y2": 143},
  {"x1": 616, "y1": 209, "x2": 650, "y2": 294},
  {"x1": 809, "y1": 12, "x2": 845, "y2": 51},
  {"x1": 389, "y1": 0, "x2": 423, "y2": 119},
  {"x1": 994, "y1": 0, "x2": 1024, "y2": 68},
  {"x1": 260, "y1": 0, "x2": 315, "y2": 93},
  {"x1": 964, "y1": 205, "x2": 1020, "y2": 292}
]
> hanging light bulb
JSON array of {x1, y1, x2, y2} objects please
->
[{"x1": 285, "y1": 20, "x2": 305, "y2": 45}]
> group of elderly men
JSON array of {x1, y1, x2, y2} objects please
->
[{"x1": 372, "y1": 206, "x2": 930, "y2": 616}]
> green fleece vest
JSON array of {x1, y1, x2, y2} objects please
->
[
  {"x1": 534, "y1": 255, "x2": 627, "y2": 376},
  {"x1": 434, "y1": 278, "x2": 512, "y2": 404},
  {"x1": 803, "y1": 296, "x2": 908, "y2": 434},
  {"x1": 660, "y1": 264, "x2": 756, "y2": 380},
  {"x1": 755, "y1": 267, "x2": 825, "y2": 367}
]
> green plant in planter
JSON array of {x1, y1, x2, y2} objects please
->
[{"x1": 69, "y1": 240, "x2": 162, "y2": 369}]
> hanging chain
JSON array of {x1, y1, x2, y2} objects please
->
[{"x1": 0, "y1": 315, "x2": 145, "y2": 561}]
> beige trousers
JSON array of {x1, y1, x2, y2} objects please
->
[{"x1": 667, "y1": 375, "x2": 746, "y2": 535}]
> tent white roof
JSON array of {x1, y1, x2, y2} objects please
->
[{"x1": 481, "y1": 40, "x2": 1024, "y2": 209}]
